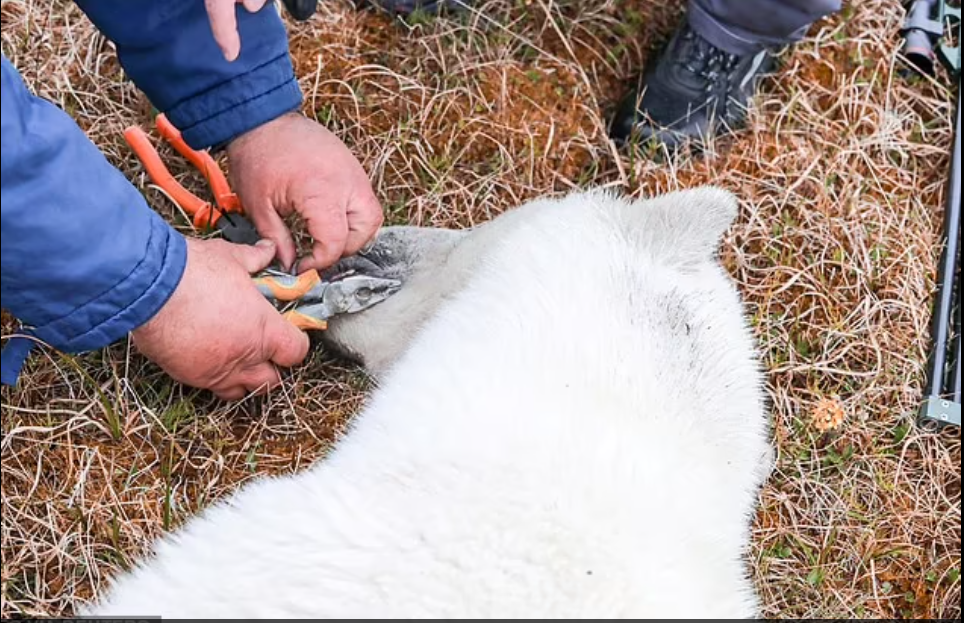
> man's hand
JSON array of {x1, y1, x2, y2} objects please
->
[
  {"x1": 203, "y1": 1, "x2": 383, "y2": 273},
  {"x1": 132, "y1": 237, "x2": 310, "y2": 401},
  {"x1": 225, "y1": 112, "x2": 384, "y2": 273},
  {"x1": 205, "y1": 0, "x2": 271, "y2": 62}
]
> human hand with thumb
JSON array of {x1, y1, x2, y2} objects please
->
[
  {"x1": 202, "y1": 0, "x2": 384, "y2": 274},
  {"x1": 132, "y1": 237, "x2": 310, "y2": 401}
]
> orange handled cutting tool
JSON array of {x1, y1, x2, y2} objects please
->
[
  {"x1": 123, "y1": 114, "x2": 403, "y2": 331},
  {"x1": 254, "y1": 268, "x2": 402, "y2": 331},
  {"x1": 123, "y1": 114, "x2": 256, "y2": 242}
]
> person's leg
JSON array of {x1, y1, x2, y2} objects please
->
[
  {"x1": 609, "y1": 0, "x2": 841, "y2": 147},
  {"x1": 689, "y1": 0, "x2": 842, "y2": 55}
]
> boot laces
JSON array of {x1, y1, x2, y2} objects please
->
[{"x1": 679, "y1": 28, "x2": 740, "y2": 94}]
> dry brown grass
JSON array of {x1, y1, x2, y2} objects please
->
[{"x1": 1, "y1": 0, "x2": 961, "y2": 618}]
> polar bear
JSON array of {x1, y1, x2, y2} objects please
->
[{"x1": 82, "y1": 186, "x2": 774, "y2": 619}]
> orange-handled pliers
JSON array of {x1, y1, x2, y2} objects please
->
[
  {"x1": 123, "y1": 114, "x2": 402, "y2": 331},
  {"x1": 253, "y1": 267, "x2": 402, "y2": 331},
  {"x1": 123, "y1": 113, "x2": 260, "y2": 245}
]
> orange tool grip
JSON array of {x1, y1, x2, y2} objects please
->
[
  {"x1": 283, "y1": 310, "x2": 328, "y2": 331},
  {"x1": 155, "y1": 114, "x2": 241, "y2": 214},
  {"x1": 253, "y1": 269, "x2": 323, "y2": 302},
  {"x1": 124, "y1": 126, "x2": 221, "y2": 229}
]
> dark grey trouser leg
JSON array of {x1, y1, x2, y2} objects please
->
[{"x1": 688, "y1": 0, "x2": 842, "y2": 55}]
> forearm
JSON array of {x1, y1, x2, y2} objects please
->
[
  {"x1": 1, "y1": 54, "x2": 186, "y2": 384},
  {"x1": 73, "y1": 0, "x2": 304, "y2": 150}
]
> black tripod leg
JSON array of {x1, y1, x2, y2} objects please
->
[
  {"x1": 953, "y1": 331, "x2": 961, "y2": 403},
  {"x1": 920, "y1": 82, "x2": 962, "y2": 428},
  {"x1": 952, "y1": 263, "x2": 961, "y2": 403}
]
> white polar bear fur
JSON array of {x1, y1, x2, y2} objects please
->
[{"x1": 83, "y1": 186, "x2": 774, "y2": 619}]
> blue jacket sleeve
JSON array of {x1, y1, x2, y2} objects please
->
[
  {"x1": 73, "y1": 0, "x2": 304, "y2": 150},
  {"x1": 1, "y1": 54, "x2": 187, "y2": 385}
]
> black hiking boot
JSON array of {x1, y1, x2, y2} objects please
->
[{"x1": 609, "y1": 21, "x2": 777, "y2": 149}]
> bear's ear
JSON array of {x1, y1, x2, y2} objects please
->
[{"x1": 621, "y1": 185, "x2": 740, "y2": 265}]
